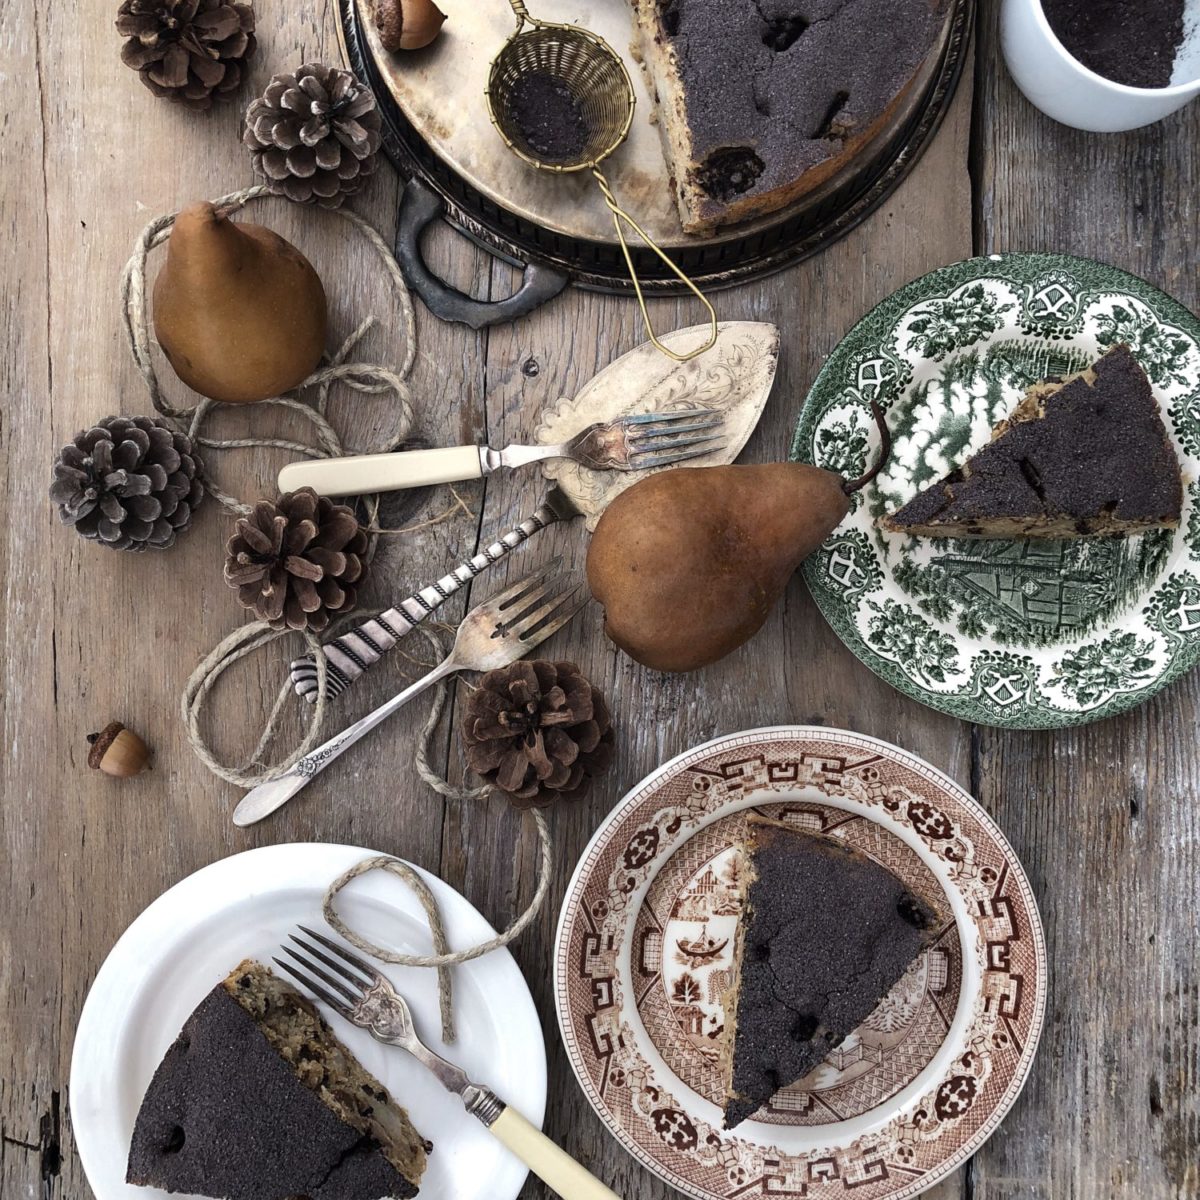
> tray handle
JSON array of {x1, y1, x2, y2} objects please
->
[{"x1": 395, "y1": 178, "x2": 570, "y2": 330}]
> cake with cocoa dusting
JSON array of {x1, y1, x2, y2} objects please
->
[
  {"x1": 127, "y1": 960, "x2": 429, "y2": 1199},
  {"x1": 631, "y1": 0, "x2": 955, "y2": 233},
  {"x1": 881, "y1": 344, "x2": 1184, "y2": 539},
  {"x1": 719, "y1": 816, "x2": 945, "y2": 1129}
]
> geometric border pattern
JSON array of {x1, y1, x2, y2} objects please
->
[{"x1": 554, "y1": 727, "x2": 1048, "y2": 1199}]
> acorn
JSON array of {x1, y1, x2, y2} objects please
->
[
  {"x1": 87, "y1": 721, "x2": 152, "y2": 777},
  {"x1": 370, "y1": 0, "x2": 446, "y2": 51}
]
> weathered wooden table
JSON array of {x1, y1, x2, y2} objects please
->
[{"x1": 3, "y1": 3, "x2": 1198, "y2": 1197}]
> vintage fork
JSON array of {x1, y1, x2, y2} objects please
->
[
  {"x1": 277, "y1": 927, "x2": 619, "y2": 1200},
  {"x1": 233, "y1": 565, "x2": 587, "y2": 827},
  {"x1": 276, "y1": 407, "x2": 727, "y2": 496},
  {"x1": 289, "y1": 488, "x2": 581, "y2": 704}
]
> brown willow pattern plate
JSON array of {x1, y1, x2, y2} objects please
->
[{"x1": 554, "y1": 728, "x2": 1047, "y2": 1200}]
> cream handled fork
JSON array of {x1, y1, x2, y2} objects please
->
[
  {"x1": 277, "y1": 408, "x2": 726, "y2": 497},
  {"x1": 277, "y1": 927, "x2": 620, "y2": 1200},
  {"x1": 233, "y1": 564, "x2": 588, "y2": 827}
]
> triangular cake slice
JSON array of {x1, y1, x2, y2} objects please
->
[
  {"x1": 881, "y1": 344, "x2": 1183, "y2": 538},
  {"x1": 127, "y1": 959, "x2": 429, "y2": 1199},
  {"x1": 720, "y1": 816, "x2": 945, "y2": 1129}
]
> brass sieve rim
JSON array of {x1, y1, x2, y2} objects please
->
[{"x1": 484, "y1": 18, "x2": 636, "y2": 174}]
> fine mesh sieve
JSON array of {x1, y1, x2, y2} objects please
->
[{"x1": 485, "y1": 0, "x2": 717, "y2": 362}]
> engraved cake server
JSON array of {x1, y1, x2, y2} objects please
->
[
  {"x1": 289, "y1": 487, "x2": 580, "y2": 704},
  {"x1": 277, "y1": 927, "x2": 620, "y2": 1200},
  {"x1": 276, "y1": 407, "x2": 726, "y2": 497},
  {"x1": 234, "y1": 565, "x2": 587, "y2": 827}
]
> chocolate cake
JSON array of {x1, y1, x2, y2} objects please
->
[
  {"x1": 880, "y1": 345, "x2": 1184, "y2": 539},
  {"x1": 127, "y1": 960, "x2": 428, "y2": 1199},
  {"x1": 630, "y1": 0, "x2": 954, "y2": 234},
  {"x1": 720, "y1": 817, "x2": 945, "y2": 1129}
]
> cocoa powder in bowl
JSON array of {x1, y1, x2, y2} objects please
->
[{"x1": 1041, "y1": 0, "x2": 1186, "y2": 90}]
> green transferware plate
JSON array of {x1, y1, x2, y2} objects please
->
[{"x1": 791, "y1": 253, "x2": 1200, "y2": 729}]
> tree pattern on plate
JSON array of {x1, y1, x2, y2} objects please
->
[{"x1": 791, "y1": 253, "x2": 1200, "y2": 728}]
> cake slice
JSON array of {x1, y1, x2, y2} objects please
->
[
  {"x1": 720, "y1": 816, "x2": 944, "y2": 1129},
  {"x1": 881, "y1": 344, "x2": 1184, "y2": 538},
  {"x1": 630, "y1": 0, "x2": 953, "y2": 234},
  {"x1": 127, "y1": 960, "x2": 428, "y2": 1199}
]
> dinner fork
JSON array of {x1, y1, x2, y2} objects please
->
[
  {"x1": 232, "y1": 564, "x2": 587, "y2": 827},
  {"x1": 277, "y1": 927, "x2": 619, "y2": 1200},
  {"x1": 276, "y1": 407, "x2": 727, "y2": 497}
]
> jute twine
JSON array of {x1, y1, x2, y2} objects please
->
[{"x1": 122, "y1": 187, "x2": 551, "y2": 1040}]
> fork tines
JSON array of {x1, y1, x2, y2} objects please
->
[
  {"x1": 274, "y1": 925, "x2": 383, "y2": 1019},
  {"x1": 624, "y1": 407, "x2": 727, "y2": 469},
  {"x1": 491, "y1": 570, "x2": 589, "y2": 646}
]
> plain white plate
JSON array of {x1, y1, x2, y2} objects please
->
[{"x1": 70, "y1": 843, "x2": 546, "y2": 1200}]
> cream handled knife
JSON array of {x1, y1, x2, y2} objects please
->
[{"x1": 279, "y1": 445, "x2": 490, "y2": 496}]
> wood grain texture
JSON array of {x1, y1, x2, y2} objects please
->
[
  {"x1": 967, "y1": 3, "x2": 1200, "y2": 1196},
  {"x1": 1, "y1": 2, "x2": 1196, "y2": 1199}
]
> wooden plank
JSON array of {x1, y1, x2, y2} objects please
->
[
  {"x1": 970, "y1": 2, "x2": 1200, "y2": 1195},
  {"x1": 3, "y1": 3, "x2": 490, "y2": 1197},
  {"x1": 444, "y1": 63, "x2": 978, "y2": 1198}
]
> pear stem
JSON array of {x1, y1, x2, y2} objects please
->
[{"x1": 842, "y1": 401, "x2": 891, "y2": 495}]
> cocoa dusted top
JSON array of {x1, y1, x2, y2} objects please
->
[
  {"x1": 126, "y1": 983, "x2": 419, "y2": 1200},
  {"x1": 888, "y1": 344, "x2": 1184, "y2": 531},
  {"x1": 656, "y1": 0, "x2": 951, "y2": 206},
  {"x1": 724, "y1": 819, "x2": 943, "y2": 1129}
]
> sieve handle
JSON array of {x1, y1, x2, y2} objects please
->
[
  {"x1": 593, "y1": 170, "x2": 718, "y2": 364},
  {"x1": 395, "y1": 178, "x2": 569, "y2": 331}
]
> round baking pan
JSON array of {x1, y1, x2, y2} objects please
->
[{"x1": 338, "y1": 0, "x2": 974, "y2": 323}]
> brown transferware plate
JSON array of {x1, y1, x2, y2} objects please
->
[{"x1": 554, "y1": 727, "x2": 1046, "y2": 1199}]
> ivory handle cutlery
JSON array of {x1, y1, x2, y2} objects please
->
[{"x1": 277, "y1": 408, "x2": 726, "y2": 497}]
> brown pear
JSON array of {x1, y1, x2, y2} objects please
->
[
  {"x1": 153, "y1": 202, "x2": 328, "y2": 404},
  {"x1": 586, "y1": 406, "x2": 889, "y2": 672}
]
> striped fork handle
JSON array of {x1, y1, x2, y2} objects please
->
[{"x1": 289, "y1": 498, "x2": 566, "y2": 703}]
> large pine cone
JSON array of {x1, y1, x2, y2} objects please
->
[
  {"x1": 50, "y1": 415, "x2": 204, "y2": 552},
  {"x1": 223, "y1": 488, "x2": 370, "y2": 631},
  {"x1": 243, "y1": 63, "x2": 381, "y2": 209},
  {"x1": 116, "y1": 0, "x2": 256, "y2": 111},
  {"x1": 462, "y1": 661, "x2": 615, "y2": 808}
]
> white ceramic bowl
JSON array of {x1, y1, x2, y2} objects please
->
[{"x1": 1001, "y1": 0, "x2": 1200, "y2": 132}]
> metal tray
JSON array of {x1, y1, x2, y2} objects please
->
[{"x1": 338, "y1": 0, "x2": 974, "y2": 326}]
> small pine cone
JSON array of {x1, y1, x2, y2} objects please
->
[
  {"x1": 243, "y1": 63, "x2": 381, "y2": 209},
  {"x1": 50, "y1": 415, "x2": 204, "y2": 552},
  {"x1": 116, "y1": 0, "x2": 256, "y2": 111},
  {"x1": 462, "y1": 661, "x2": 616, "y2": 809},
  {"x1": 223, "y1": 488, "x2": 370, "y2": 632}
]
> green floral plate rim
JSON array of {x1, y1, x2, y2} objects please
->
[{"x1": 791, "y1": 252, "x2": 1200, "y2": 730}]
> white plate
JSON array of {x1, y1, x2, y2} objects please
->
[{"x1": 71, "y1": 843, "x2": 546, "y2": 1200}]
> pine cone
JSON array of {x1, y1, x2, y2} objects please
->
[
  {"x1": 462, "y1": 661, "x2": 616, "y2": 808},
  {"x1": 116, "y1": 0, "x2": 256, "y2": 111},
  {"x1": 223, "y1": 488, "x2": 370, "y2": 631},
  {"x1": 50, "y1": 415, "x2": 204, "y2": 552},
  {"x1": 243, "y1": 63, "x2": 381, "y2": 209}
]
